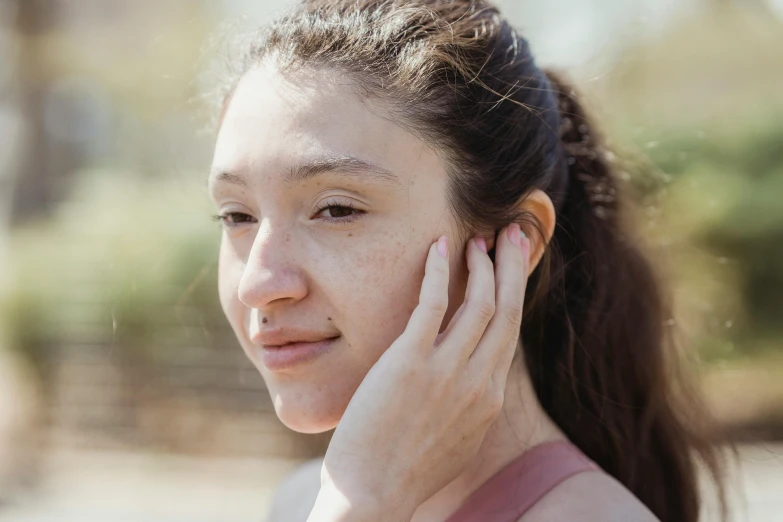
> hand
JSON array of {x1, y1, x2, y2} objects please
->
[{"x1": 309, "y1": 223, "x2": 531, "y2": 522}]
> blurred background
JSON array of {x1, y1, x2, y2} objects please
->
[{"x1": 0, "y1": 0, "x2": 781, "y2": 520}]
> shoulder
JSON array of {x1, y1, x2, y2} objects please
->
[
  {"x1": 518, "y1": 470, "x2": 659, "y2": 522},
  {"x1": 266, "y1": 457, "x2": 323, "y2": 522}
]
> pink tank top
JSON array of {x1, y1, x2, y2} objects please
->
[{"x1": 444, "y1": 440, "x2": 600, "y2": 522}]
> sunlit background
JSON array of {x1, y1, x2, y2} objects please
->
[{"x1": 0, "y1": 0, "x2": 782, "y2": 521}]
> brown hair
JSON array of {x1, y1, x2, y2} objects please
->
[{"x1": 220, "y1": 1, "x2": 727, "y2": 520}]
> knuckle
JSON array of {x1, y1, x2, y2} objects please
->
[
  {"x1": 430, "y1": 260, "x2": 449, "y2": 278},
  {"x1": 464, "y1": 384, "x2": 484, "y2": 407},
  {"x1": 502, "y1": 299, "x2": 524, "y2": 328},
  {"x1": 487, "y1": 391, "x2": 504, "y2": 417},
  {"x1": 472, "y1": 297, "x2": 496, "y2": 323},
  {"x1": 425, "y1": 294, "x2": 449, "y2": 315}
]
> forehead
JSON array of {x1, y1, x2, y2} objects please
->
[{"x1": 212, "y1": 61, "x2": 446, "y2": 187}]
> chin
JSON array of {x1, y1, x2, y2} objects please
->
[{"x1": 271, "y1": 390, "x2": 345, "y2": 434}]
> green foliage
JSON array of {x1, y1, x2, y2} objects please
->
[
  {"x1": 2, "y1": 169, "x2": 229, "y2": 368},
  {"x1": 635, "y1": 115, "x2": 783, "y2": 361},
  {"x1": 591, "y1": 4, "x2": 783, "y2": 365}
]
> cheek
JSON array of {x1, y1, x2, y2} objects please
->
[
  {"x1": 330, "y1": 229, "x2": 469, "y2": 352},
  {"x1": 331, "y1": 237, "x2": 423, "y2": 354},
  {"x1": 217, "y1": 236, "x2": 245, "y2": 333}
]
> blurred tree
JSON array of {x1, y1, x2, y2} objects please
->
[
  {"x1": 596, "y1": 2, "x2": 783, "y2": 359},
  {"x1": 0, "y1": 5, "x2": 18, "y2": 293},
  {"x1": 9, "y1": 0, "x2": 81, "y2": 226}
]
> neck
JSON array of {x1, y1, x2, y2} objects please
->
[{"x1": 410, "y1": 348, "x2": 567, "y2": 522}]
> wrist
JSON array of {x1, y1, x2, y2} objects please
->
[{"x1": 307, "y1": 481, "x2": 416, "y2": 522}]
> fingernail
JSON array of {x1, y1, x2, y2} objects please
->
[
  {"x1": 475, "y1": 236, "x2": 487, "y2": 253},
  {"x1": 520, "y1": 230, "x2": 530, "y2": 267},
  {"x1": 436, "y1": 235, "x2": 448, "y2": 259},
  {"x1": 507, "y1": 224, "x2": 521, "y2": 246}
]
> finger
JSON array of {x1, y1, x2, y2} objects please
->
[
  {"x1": 401, "y1": 236, "x2": 451, "y2": 352},
  {"x1": 486, "y1": 225, "x2": 529, "y2": 386},
  {"x1": 434, "y1": 236, "x2": 496, "y2": 362},
  {"x1": 433, "y1": 299, "x2": 465, "y2": 346},
  {"x1": 468, "y1": 224, "x2": 528, "y2": 382},
  {"x1": 432, "y1": 242, "x2": 474, "y2": 345},
  {"x1": 492, "y1": 232, "x2": 530, "y2": 388}
]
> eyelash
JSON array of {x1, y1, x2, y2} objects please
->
[{"x1": 211, "y1": 200, "x2": 365, "y2": 229}]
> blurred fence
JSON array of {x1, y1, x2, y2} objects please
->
[
  {"x1": 9, "y1": 203, "x2": 329, "y2": 460},
  {"x1": 1, "y1": 172, "x2": 331, "y2": 476}
]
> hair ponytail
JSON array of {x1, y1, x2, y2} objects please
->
[{"x1": 518, "y1": 69, "x2": 727, "y2": 522}]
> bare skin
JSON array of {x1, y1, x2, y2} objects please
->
[
  {"x1": 267, "y1": 356, "x2": 655, "y2": 522},
  {"x1": 210, "y1": 61, "x2": 657, "y2": 522}
]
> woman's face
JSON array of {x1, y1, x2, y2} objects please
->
[{"x1": 209, "y1": 62, "x2": 470, "y2": 433}]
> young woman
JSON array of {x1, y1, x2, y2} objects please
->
[{"x1": 207, "y1": 1, "x2": 726, "y2": 520}]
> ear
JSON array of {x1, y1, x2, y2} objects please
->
[
  {"x1": 483, "y1": 189, "x2": 555, "y2": 276},
  {"x1": 519, "y1": 189, "x2": 556, "y2": 275}
]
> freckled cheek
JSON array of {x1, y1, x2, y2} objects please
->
[
  {"x1": 333, "y1": 242, "x2": 422, "y2": 339},
  {"x1": 335, "y1": 240, "x2": 468, "y2": 339},
  {"x1": 217, "y1": 245, "x2": 246, "y2": 334}
]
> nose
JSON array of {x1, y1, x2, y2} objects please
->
[{"x1": 236, "y1": 221, "x2": 308, "y2": 310}]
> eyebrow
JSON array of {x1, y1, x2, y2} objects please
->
[{"x1": 209, "y1": 155, "x2": 401, "y2": 189}]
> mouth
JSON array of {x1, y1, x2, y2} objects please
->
[{"x1": 260, "y1": 335, "x2": 340, "y2": 371}]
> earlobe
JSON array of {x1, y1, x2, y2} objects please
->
[{"x1": 518, "y1": 189, "x2": 556, "y2": 275}]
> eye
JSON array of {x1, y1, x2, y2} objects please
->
[
  {"x1": 314, "y1": 199, "x2": 365, "y2": 225},
  {"x1": 211, "y1": 212, "x2": 256, "y2": 228}
]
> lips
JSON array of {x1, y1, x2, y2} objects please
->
[
  {"x1": 252, "y1": 329, "x2": 340, "y2": 348},
  {"x1": 264, "y1": 334, "x2": 340, "y2": 348},
  {"x1": 259, "y1": 336, "x2": 340, "y2": 371},
  {"x1": 264, "y1": 336, "x2": 336, "y2": 348}
]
